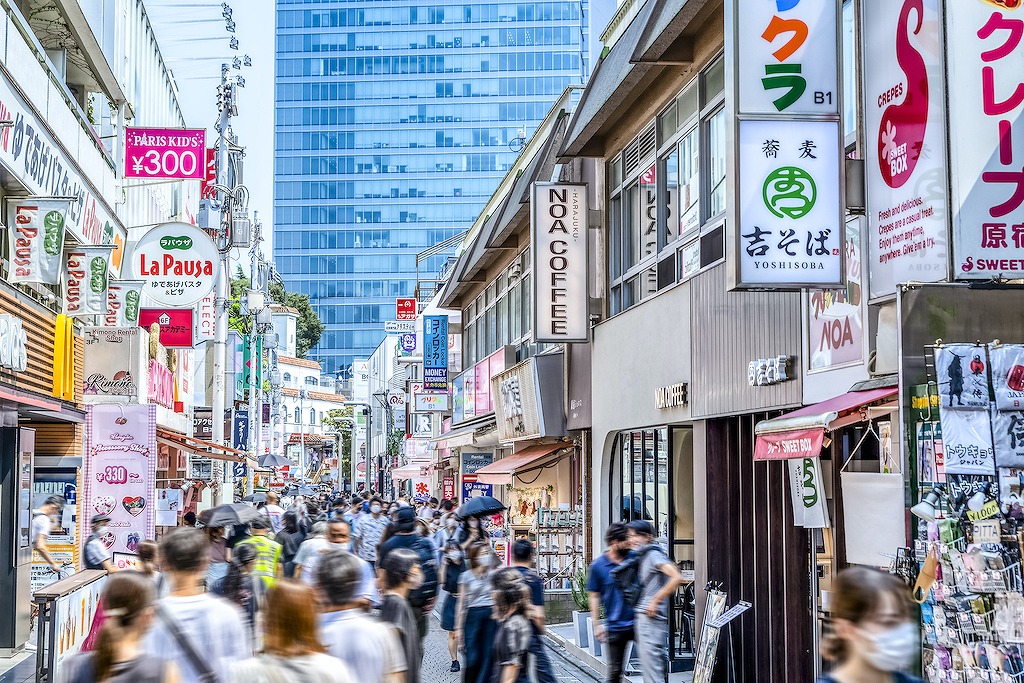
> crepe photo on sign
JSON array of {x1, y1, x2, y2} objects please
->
[
  {"x1": 988, "y1": 344, "x2": 1024, "y2": 411},
  {"x1": 991, "y1": 408, "x2": 1024, "y2": 469},
  {"x1": 934, "y1": 344, "x2": 990, "y2": 410},
  {"x1": 938, "y1": 406, "x2": 995, "y2": 475}
]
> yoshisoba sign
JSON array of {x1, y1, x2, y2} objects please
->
[
  {"x1": 531, "y1": 183, "x2": 588, "y2": 343},
  {"x1": 130, "y1": 223, "x2": 218, "y2": 307},
  {"x1": 726, "y1": 0, "x2": 844, "y2": 288}
]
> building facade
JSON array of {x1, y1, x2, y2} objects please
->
[{"x1": 272, "y1": 0, "x2": 596, "y2": 374}]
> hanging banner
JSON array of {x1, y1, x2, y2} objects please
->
[
  {"x1": 787, "y1": 457, "x2": 831, "y2": 528},
  {"x1": 989, "y1": 344, "x2": 1024, "y2": 411},
  {"x1": 81, "y1": 405, "x2": 157, "y2": 557},
  {"x1": 6, "y1": 198, "x2": 72, "y2": 285},
  {"x1": 754, "y1": 427, "x2": 825, "y2": 461},
  {"x1": 423, "y1": 315, "x2": 449, "y2": 391},
  {"x1": 531, "y1": 183, "x2": 589, "y2": 342},
  {"x1": 934, "y1": 344, "x2": 990, "y2": 410},
  {"x1": 947, "y1": 1, "x2": 1024, "y2": 279},
  {"x1": 130, "y1": 222, "x2": 218, "y2": 307},
  {"x1": 938, "y1": 407, "x2": 995, "y2": 476},
  {"x1": 65, "y1": 246, "x2": 114, "y2": 317},
  {"x1": 991, "y1": 408, "x2": 1024, "y2": 469},
  {"x1": 807, "y1": 217, "x2": 864, "y2": 371},
  {"x1": 104, "y1": 280, "x2": 144, "y2": 328},
  {"x1": 862, "y1": 0, "x2": 949, "y2": 297},
  {"x1": 124, "y1": 127, "x2": 206, "y2": 180}
]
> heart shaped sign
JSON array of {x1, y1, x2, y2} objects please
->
[
  {"x1": 122, "y1": 496, "x2": 146, "y2": 516},
  {"x1": 99, "y1": 531, "x2": 115, "y2": 549},
  {"x1": 125, "y1": 532, "x2": 141, "y2": 553},
  {"x1": 93, "y1": 496, "x2": 116, "y2": 516}
]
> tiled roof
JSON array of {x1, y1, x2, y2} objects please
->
[
  {"x1": 279, "y1": 355, "x2": 321, "y2": 369},
  {"x1": 281, "y1": 387, "x2": 348, "y2": 403}
]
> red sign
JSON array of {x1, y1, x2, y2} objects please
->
[
  {"x1": 139, "y1": 308, "x2": 194, "y2": 348},
  {"x1": 147, "y1": 359, "x2": 174, "y2": 408},
  {"x1": 124, "y1": 127, "x2": 206, "y2": 180},
  {"x1": 753, "y1": 428, "x2": 826, "y2": 461},
  {"x1": 442, "y1": 476, "x2": 455, "y2": 501},
  {"x1": 200, "y1": 149, "x2": 217, "y2": 199},
  {"x1": 396, "y1": 298, "x2": 417, "y2": 320}
]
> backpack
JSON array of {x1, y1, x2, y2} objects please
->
[
  {"x1": 610, "y1": 545, "x2": 655, "y2": 608},
  {"x1": 407, "y1": 536, "x2": 439, "y2": 609}
]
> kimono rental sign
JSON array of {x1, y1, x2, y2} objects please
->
[{"x1": 82, "y1": 405, "x2": 156, "y2": 557}]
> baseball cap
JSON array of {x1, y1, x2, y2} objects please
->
[
  {"x1": 396, "y1": 506, "x2": 417, "y2": 524},
  {"x1": 91, "y1": 514, "x2": 111, "y2": 525}
]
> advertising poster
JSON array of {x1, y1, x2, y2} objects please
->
[
  {"x1": 124, "y1": 127, "x2": 206, "y2": 180},
  {"x1": 81, "y1": 405, "x2": 157, "y2": 557},
  {"x1": 52, "y1": 577, "x2": 106, "y2": 676},
  {"x1": 947, "y1": 2, "x2": 1024, "y2": 278},
  {"x1": 934, "y1": 345, "x2": 990, "y2": 410},
  {"x1": 64, "y1": 246, "x2": 114, "y2": 316},
  {"x1": 411, "y1": 477, "x2": 431, "y2": 499},
  {"x1": 938, "y1": 408, "x2": 995, "y2": 476},
  {"x1": 104, "y1": 280, "x2": 143, "y2": 328},
  {"x1": 31, "y1": 545, "x2": 76, "y2": 592},
  {"x1": 862, "y1": 0, "x2": 948, "y2": 297},
  {"x1": 82, "y1": 327, "x2": 143, "y2": 402},
  {"x1": 156, "y1": 489, "x2": 182, "y2": 527},
  {"x1": 462, "y1": 452, "x2": 493, "y2": 475},
  {"x1": 33, "y1": 469, "x2": 78, "y2": 542},
  {"x1": 442, "y1": 476, "x2": 456, "y2": 501},
  {"x1": 989, "y1": 344, "x2": 1024, "y2": 411},
  {"x1": 462, "y1": 481, "x2": 493, "y2": 503},
  {"x1": 6, "y1": 198, "x2": 72, "y2": 285},
  {"x1": 807, "y1": 217, "x2": 865, "y2": 371}
]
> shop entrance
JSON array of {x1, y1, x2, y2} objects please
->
[{"x1": 608, "y1": 426, "x2": 696, "y2": 665}]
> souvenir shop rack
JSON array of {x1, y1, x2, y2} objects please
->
[
  {"x1": 509, "y1": 507, "x2": 584, "y2": 589},
  {"x1": 914, "y1": 342, "x2": 1024, "y2": 683}
]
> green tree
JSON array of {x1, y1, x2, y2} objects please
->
[
  {"x1": 227, "y1": 268, "x2": 325, "y2": 358},
  {"x1": 322, "y1": 407, "x2": 354, "y2": 483}
]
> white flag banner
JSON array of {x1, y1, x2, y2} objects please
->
[
  {"x1": 989, "y1": 344, "x2": 1024, "y2": 411},
  {"x1": 65, "y1": 246, "x2": 114, "y2": 317},
  {"x1": 934, "y1": 344, "x2": 990, "y2": 410},
  {"x1": 787, "y1": 457, "x2": 831, "y2": 529},
  {"x1": 104, "y1": 280, "x2": 144, "y2": 327},
  {"x1": 938, "y1": 405, "x2": 995, "y2": 476},
  {"x1": 6, "y1": 198, "x2": 73, "y2": 284}
]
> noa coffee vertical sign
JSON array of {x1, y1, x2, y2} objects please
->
[{"x1": 531, "y1": 183, "x2": 589, "y2": 343}]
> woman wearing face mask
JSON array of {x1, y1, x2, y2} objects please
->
[
  {"x1": 819, "y1": 567, "x2": 922, "y2": 683},
  {"x1": 457, "y1": 516, "x2": 487, "y2": 548},
  {"x1": 439, "y1": 540, "x2": 467, "y2": 672},
  {"x1": 455, "y1": 542, "x2": 498, "y2": 683}
]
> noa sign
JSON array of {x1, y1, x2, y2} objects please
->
[
  {"x1": 130, "y1": 223, "x2": 218, "y2": 307},
  {"x1": 125, "y1": 127, "x2": 206, "y2": 180},
  {"x1": 531, "y1": 183, "x2": 588, "y2": 343}
]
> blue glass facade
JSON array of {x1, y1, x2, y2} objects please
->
[{"x1": 273, "y1": 1, "x2": 589, "y2": 374}]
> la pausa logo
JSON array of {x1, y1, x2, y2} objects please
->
[{"x1": 138, "y1": 236, "x2": 213, "y2": 277}]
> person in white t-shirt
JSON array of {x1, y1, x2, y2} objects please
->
[
  {"x1": 31, "y1": 496, "x2": 65, "y2": 576},
  {"x1": 142, "y1": 528, "x2": 251, "y2": 682},
  {"x1": 263, "y1": 492, "x2": 286, "y2": 533},
  {"x1": 295, "y1": 520, "x2": 378, "y2": 605}
]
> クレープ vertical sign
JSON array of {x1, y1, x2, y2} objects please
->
[
  {"x1": 531, "y1": 182, "x2": 589, "y2": 343},
  {"x1": 423, "y1": 315, "x2": 449, "y2": 391}
]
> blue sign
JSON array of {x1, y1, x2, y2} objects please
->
[
  {"x1": 232, "y1": 410, "x2": 249, "y2": 451},
  {"x1": 400, "y1": 333, "x2": 417, "y2": 353},
  {"x1": 423, "y1": 315, "x2": 449, "y2": 390},
  {"x1": 233, "y1": 462, "x2": 247, "y2": 478},
  {"x1": 462, "y1": 452, "x2": 493, "y2": 474},
  {"x1": 462, "y1": 481, "x2": 493, "y2": 503}
]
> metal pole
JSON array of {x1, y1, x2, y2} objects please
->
[
  {"x1": 211, "y1": 64, "x2": 232, "y2": 505},
  {"x1": 245, "y1": 214, "x2": 261, "y2": 498},
  {"x1": 300, "y1": 388, "x2": 306, "y2": 482}
]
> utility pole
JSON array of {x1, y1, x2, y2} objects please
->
[
  {"x1": 245, "y1": 213, "x2": 263, "y2": 499},
  {"x1": 212, "y1": 63, "x2": 233, "y2": 505}
]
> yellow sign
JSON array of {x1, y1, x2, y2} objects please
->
[
  {"x1": 52, "y1": 314, "x2": 75, "y2": 400},
  {"x1": 966, "y1": 499, "x2": 1000, "y2": 522}
]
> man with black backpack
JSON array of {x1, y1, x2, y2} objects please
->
[
  {"x1": 626, "y1": 520, "x2": 683, "y2": 683},
  {"x1": 377, "y1": 506, "x2": 439, "y2": 644},
  {"x1": 586, "y1": 522, "x2": 635, "y2": 683}
]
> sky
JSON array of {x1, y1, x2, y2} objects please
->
[{"x1": 145, "y1": 0, "x2": 275, "y2": 259}]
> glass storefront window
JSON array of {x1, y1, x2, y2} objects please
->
[
  {"x1": 661, "y1": 148, "x2": 679, "y2": 249},
  {"x1": 708, "y1": 108, "x2": 727, "y2": 218},
  {"x1": 678, "y1": 127, "x2": 700, "y2": 236}
]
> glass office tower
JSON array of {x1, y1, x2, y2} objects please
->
[{"x1": 274, "y1": 1, "x2": 589, "y2": 374}]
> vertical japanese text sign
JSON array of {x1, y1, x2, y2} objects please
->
[
  {"x1": 948, "y1": 2, "x2": 1024, "y2": 279},
  {"x1": 531, "y1": 183, "x2": 589, "y2": 343},
  {"x1": 423, "y1": 315, "x2": 449, "y2": 391},
  {"x1": 727, "y1": 0, "x2": 844, "y2": 288}
]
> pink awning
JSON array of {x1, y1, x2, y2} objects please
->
[{"x1": 392, "y1": 462, "x2": 432, "y2": 480}]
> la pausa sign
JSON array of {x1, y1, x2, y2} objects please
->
[{"x1": 131, "y1": 223, "x2": 218, "y2": 307}]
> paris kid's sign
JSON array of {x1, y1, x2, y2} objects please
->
[
  {"x1": 130, "y1": 223, "x2": 218, "y2": 307},
  {"x1": 124, "y1": 127, "x2": 206, "y2": 180},
  {"x1": 531, "y1": 183, "x2": 588, "y2": 343}
]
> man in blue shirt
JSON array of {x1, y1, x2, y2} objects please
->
[{"x1": 586, "y1": 522, "x2": 635, "y2": 683}]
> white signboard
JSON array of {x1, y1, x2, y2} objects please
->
[
  {"x1": 195, "y1": 294, "x2": 216, "y2": 342},
  {"x1": 6, "y1": 199, "x2": 72, "y2": 285},
  {"x1": 735, "y1": 0, "x2": 839, "y2": 115},
  {"x1": 947, "y1": 1, "x2": 1024, "y2": 279},
  {"x1": 414, "y1": 392, "x2": 451, "y2": 412},
  {"x1": 737, "y1": 119, "x2": 842, "y2": 286},
  {"x1": 384, "y1": 320, "x2": 416, "y2": 333},
  {"x1": 130, "y1": 222, "x2": 218, "y2": 307},
  {"x1": 862, "y1": 0, "x2": 948, "y2": 296},
  {"x1": 807, "y1": 217, "x2": 865, "y2": 372},
  {"x1": 0, "y1": 315, "x2": 28, "y2": 372},
  {"x1": 105, "y1": 280, "x2": 143, "y2": 328},
  {"x1": 65, "y1": 246, "x2": 114, "y2": 317},
  {"x1": 531, "y1": 183, "x2": 588, "y2": 343}
]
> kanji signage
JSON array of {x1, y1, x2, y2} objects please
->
[
  {"x1": 233, "y1": 410, "x2": 249, "y2": 451},
  {"x1": 423, "y1": 315, "x2": 449, "y2": 391},
  {"x1": 863, "y1": 0, "x2": 948, "y2": 297},
  {"x1": 139, "y1": 309, "x2": 194, "y2": 348},
  {"x1": 200, "y1": 149, "x2": 217, "y2": 199},
  {"x1": 727, "y1": 0, "x2": 844, "y2": 289},
  {"x1": 736, "y1": 120, "x2": 843, "y2": 285},
  {"x1": 130, "y1": 222, "x2": 218, "y2": 307},
  {"x1": 396, "y1": 298, "x2": 417, "y2": 320},
  {"x1": 124, "y1": 127, "x2": 206, "y2": 180},
  {"x1": 948, "y1": 2, "x2": 1024, "y2": 279},
  {"x1": 531, "y1": 183, "x2": 588, "y2": 343},
  {"x1": 734, "y1": 0, "x2": 839, "y2": 116},
  {"x1": 5, "y1": 198, "x2": 73, "y2": 285}
]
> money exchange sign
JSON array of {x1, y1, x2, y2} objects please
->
[{"x1": 423, "y1": 315, "x2": 449, "y2": 391}]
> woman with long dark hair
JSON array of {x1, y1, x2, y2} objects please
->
[
  {"x1": 58, "y1": 572, "x2": 179, "y2": 683},
  {"x1": 455, "y1": 542, "x2": 497, "y2": 683},
  {"x1": 229, "y1": 581, "x2": 353, "y2": 683},
  {"x1": 211, "y1": 543, "x2": 265, "y2": 637},
  {"x1": 488, "y1": 568, "x2": 533, "y2": 683},
  {"x1": 439, "y1": 539, "x2": 466, "y2": 672}
]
